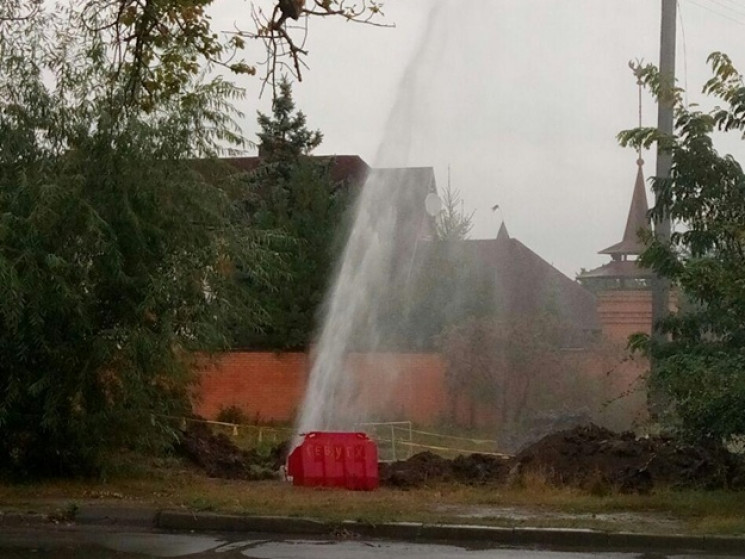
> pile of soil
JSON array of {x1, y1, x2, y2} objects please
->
[
  {"x1": 380, "y1": 424, "x2": 745, "y2": 493},
  {"x1": 176, "y1": 420, "x2": 288, "y2": 480},
  {"x1": 379, "y1": 451, "x2": 510, "y2": 488},
  {"x1": 176, "y1": 421, "x2": 745, "y2": 493},
  {"x1": 513, "y1": 424, "x2": 744, "y2": 493}
]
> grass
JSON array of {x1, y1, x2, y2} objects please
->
[{"x1": 2, "y1": 457, "x2": 745, "y2": 536}]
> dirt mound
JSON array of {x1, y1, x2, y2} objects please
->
[
  {"x1": 379, "y1": 451, "x2": 454, "y2": 487},
  {"x1": 380, "y1": 425, "x2": 745, "y2": 493},
  {"x1": 514, "y1": 424, "x2": 743, "y2": 493},
  {"x1": 379, "y1": 451, "x2": 510, "y2": 488},
  {"x1": 176, "y1": 420, "x2": 287, "y2": 480},
  {"x1": 452, "y1": 453, "x2": 511, "y2": 484}
]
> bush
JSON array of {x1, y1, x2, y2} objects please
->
[{"x1": 216, "y1": 405, "x2": 251, "y2": 425}]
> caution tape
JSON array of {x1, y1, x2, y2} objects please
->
[
  {"x1": 391, "y1": 426, "x2": 497, "y2": 446},
  {"x1": 399, "y1": 441, "x2": 512, "y2": 459},
  {"x1": 158, "y1": 415, "x2": 293, "y2": 438}
]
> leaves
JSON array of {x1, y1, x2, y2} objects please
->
[
  {"x1": 628, "y1": 53, "x2": 745, "y2": 440},
  {"x1": 435, "y1": 182, "x2": 473, "y2": 241},
  {"x1": 0, "y1": 11, "x2": 279, "y2": 477},
  {"x1": 233, "y1": 79, "x2": 341, "y2": 350}
]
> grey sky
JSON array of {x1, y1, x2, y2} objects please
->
[{"x1": 213, "y1": 0, "x2": 745, "y2": 277}]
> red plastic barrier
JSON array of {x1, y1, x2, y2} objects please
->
[{"x1": 287, "y1": 431, "x2": 379, "y2": 491}]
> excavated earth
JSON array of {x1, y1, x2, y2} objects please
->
[
  {"x1": 379, "y1": 424, "x2": 745, "y2": 493},
  {"x1": 176, "y1": 419, "x2": 288, "y2": 480},
  {"x1": 177, "y1": 422, "x2": 745, "y2": 493}
]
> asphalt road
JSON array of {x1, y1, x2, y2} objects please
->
[{"x1": 0, "y1": 526, "x2": 738, "y2": 559}]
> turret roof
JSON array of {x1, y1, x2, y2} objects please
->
[{"x1": 599, "y1": 160, "x2": 650, "y2": 256}]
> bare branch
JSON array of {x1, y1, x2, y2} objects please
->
[
  {"x1": 0, "y1": 1, "x2": 42, "y2": 23},
  {"x1": 235, "y1": 0, "x2": 390, "y2": 95}
]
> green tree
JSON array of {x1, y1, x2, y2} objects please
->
[
  {"x1": 436, "y1": 183, "x2": 474, "y2": 240},
  {"x1": 438, "y1": 314, "x2": 574, "y2": 431},
  {"x1": 0, "y1": 1, "x2": 388, "y2": 110},
  {"x1": 0, "y1": 9, "x2": 278, "y2": 477},
  {"x1": 234, "y1": 79, "x2": 346, "y2": 349},
  {"x1": 620, "y1": 53, "x2": 745, "y2": 441}
]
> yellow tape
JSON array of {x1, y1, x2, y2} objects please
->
[{"x1": 399, "y1": 441, "x2": 512, "y2": 459}]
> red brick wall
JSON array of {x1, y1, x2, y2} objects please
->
[
  {"x1": 193, "y1": 351, "x2": 447, "y2": 425},
  {"x1": 345, "y1": 353, "x2": 447, "y2": 425},
  {"x1": 193, "y1": 347, "x2": 647, "y2": 430},
  {"x1": 195, "y1": 352, "x2": 309, "y2": 422},
  {"x1": 597, "y1": 290, "x2": 653, "y2": 343}
]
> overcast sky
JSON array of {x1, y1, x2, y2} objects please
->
[{"x1": 212, "y1": 0, "x2": 745, "y2": 277}]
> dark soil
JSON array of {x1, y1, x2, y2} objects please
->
[
  {"x1": 380, "y1": 424, "x2": 745, "y2": 493},
  {"x1": 513, "y1": 424, "x2": 744, "y2": 493},
  {"x1": 175, "y1": 419, "x2": 288, "y2": 480},
  {"x1": 177, "y1": 421, "x2": 745, "y2": 493},
  {"x1": 379, "y1": 451, "x2": 510, "y2": 488}
]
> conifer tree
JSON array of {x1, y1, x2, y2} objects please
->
[{"x1": 235, "y1": 79, "x2": 346, "y2": 349}]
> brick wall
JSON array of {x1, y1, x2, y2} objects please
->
[
  {"x1": 193, "y1": 347, "x2": 647, "y2": 430},
  {"x1": 195, "y1": 352, "x2": 309, "y2": 422},
  {"x1": 193, "y1": 351, "x2": 447, "y2": 425},
  {"x1": 344, "y1": 353, "x2": 447, "y2": 425},
  {"x1": 596, "y1": 290, "x2": 653, "y2": 343}
]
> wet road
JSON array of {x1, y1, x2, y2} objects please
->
[{"x1": 0, "y1": 526, "x2": 737, "y2": 559}]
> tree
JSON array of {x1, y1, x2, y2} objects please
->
[
  {"x1": 437, "y1": 313, "x2": 575, "y2": 432},
  {"x1": 435, "y1": 182, "x2": 474, "y2": 241},
  {"x1": 0, "y1": 9, "x2": 278, "y2": 477},
  {"x1": 0, "y1": 1, "x2": 388, "y2": 110},
  {"x1": 620, "y1": 53, "x2": 745, "y2": 441},
  {"x1": 234, "y1": 79, "x2": 346, "y2": 349}
]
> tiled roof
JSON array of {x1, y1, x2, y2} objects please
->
[
  {"x1": 440, "y1": 229, "x2": 599, "y2": 333},
  {"x1": 600, "y1": 161, "x2": 650, "y2": 256}
]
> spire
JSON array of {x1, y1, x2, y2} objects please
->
[
  {"x1": 599, "y1": 158, "x2": 650, "y2": 256},
  {"x1": 599, "y1": 63, "x2": 650, "y2": 258},
  {"x1": 497, "y1": 221, "x2": 510, "y2": 241},
  {"x1": 623, "y1": 159, "x2": 650, "y2": 244}
]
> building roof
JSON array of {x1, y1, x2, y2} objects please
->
[
  {"x1": 441, "y1": 225, "x2": 599, "y2": 334},
  {"x1": 494, "y1": 232, "x2": 599, "y2": 332},
  {"x1": 365, "y1": 167, "x2": 438, "y2": 242},
  {"x1": 497, "y1": 221, "x2": 510, "y2": 241},
  {"x1": 221, "y1": 155, "x2": 370, "y2": 187},
  {"x1": 577, "y1": 259, "x2": 653, "y2": 280},
  {"x1": 599, "y1": 160, "x2": 650, "y2": 256}
]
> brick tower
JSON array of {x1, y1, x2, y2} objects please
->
[{"x1": 577, "y1": 157, "x2": 654, "y2": 343}]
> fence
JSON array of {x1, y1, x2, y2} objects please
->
[
  {"x1": 180, "y1": 416, "x2": 511, "y2": 460},
  {"x1": 355, "y1": 421, "x2": 510, "y2": 462}
]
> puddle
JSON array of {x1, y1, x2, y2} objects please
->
[{"x1": 434, "y1": 505, "x2": 682, "y2": 532}]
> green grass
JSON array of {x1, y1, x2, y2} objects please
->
[{"x1": 2, "y1": 458, "x2": 745, "y2": 536}]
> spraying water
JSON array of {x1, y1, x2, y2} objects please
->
[
  {"x1": 292, "y1": 1, "x2": 647, "y2": 443},
  {"x1": 294, "y1": 4, "x2": 448, "y2": 437}
]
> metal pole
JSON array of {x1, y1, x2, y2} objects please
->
[
  {"x1": 650, "y1": 0, "x2": 676, "y2": 416},
  {"x1": 391, "y1": 424, "x2": 397, "y2": 462},
  {"x1": 653, "y1": 0, "x2": 675, "y2": 339}
]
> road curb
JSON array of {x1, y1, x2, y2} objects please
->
[
  {"x1": 7, "y1": 506, "x2": 742, "y2": 554},
  {"x1": 76, "y1": 505, "x2": 159, "y2": 528},
  {"x1": 157, "y1": 511, "x2": 328, "y2": 535},
  {"x1": 153, "y1": 511, "x2": 745, "y2": 553},
  {"x1": 0, "y1": 512, "x2": 51, "y2": 527}
]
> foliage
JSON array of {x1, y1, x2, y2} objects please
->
[
  {"x1": 0, "y1": 0, "x2": 388, "y2": 109},
  {"x1": 619, "y1": 53, "x2": 745, "y2": 440},
  {"x1": 234, "y1": 79, "x2": 346, "y2": 349},
  {"x1": 0, "y1": 11, "x2": 278, "y2": 477},
  {"x1": 437, "y1": 314, "x2": 577, "y2": 430},
  {"x1": 435, "y1": 182, "x2": 474, "y2": 240},
  {"x1": 216, "y1": 405, "x2": 251, "y2": 425}
]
